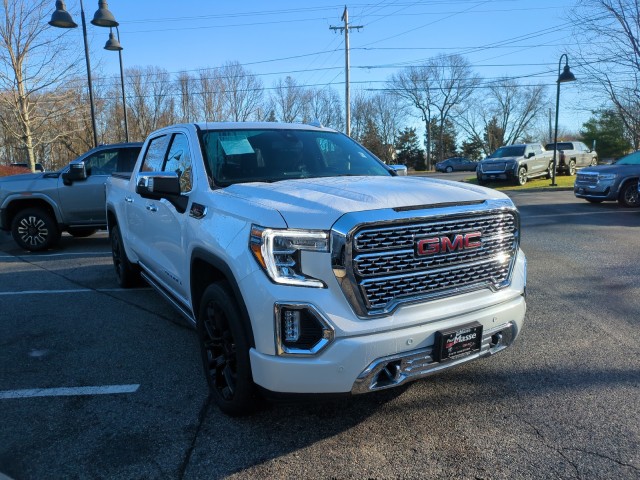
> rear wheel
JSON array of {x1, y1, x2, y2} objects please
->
[
  {"x1": 445, "y1": 166, "x2": 453, "y2": 173},
  {"x1": 110, "y1": 224, "x2": 140, "y2": 288},
  {"x1": 546, "y1": 162, "x2": 554, "y2": 179},
  {"x1": 198, "y1": 282, "x2": 258, "y2": 416},
  {"x1": 618, "y1": 181, "x2": 640, "y2": 207},
  {"x1": 568, "y1": 160, "x2": 576, "y2": 176},
  {"x1": 590, "y1": 157, "x2": 598, "y2": 166},
  {"x1": 516, "y1": 167, "x2": 527, "y2": 186},
  {"x1": 11, "y1": 208, "x2": 61, "y2": 252}
]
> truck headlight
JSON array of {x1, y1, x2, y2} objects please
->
[{"x1": 250, "y1": 225, "x2": 329, "y2": 287}]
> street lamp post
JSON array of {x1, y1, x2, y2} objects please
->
[
  {"x1": 551, "y1": 53, "x2": 577, "y2": 186},
  {"x1": 49, "y1": 0, "x2": 119, "y2": 148},
  {"x1": 104, "y1": 27, "x2": 129, "y2": 142}
]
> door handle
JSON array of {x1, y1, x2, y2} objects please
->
[
  {"x1": 125, "y1": 196, "x2": 133, "y2": 203},
  {"x1": 146, "y1": 203, "x2": 158, "y2": 212}
]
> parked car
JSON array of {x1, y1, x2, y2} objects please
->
[
  {"x1": 435, "y1": 157, "x2": 477, "y2": 173},
  {"x1": 10, "y1": 162, "x2": 45, "y2": 172},
  {"x1": 545, "y1": 141, "x2": 598, "y2": 175},
  {"x1": 477, "y1": 143, "x2": 553, "y2": 186},
  {"x1": 0, "y1": 143, "x2": 142, "y2": 251},
  {"x1": 574, "y1": 150, "x2": 640, "y2": 207}
]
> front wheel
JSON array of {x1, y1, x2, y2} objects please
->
[
  {"x1": 546, "y1": 162, "x2": 554, "y2": 180},
  {"x1": 198, "y1": 282, "x2": 259, "y2": 416},
  {"x1": 590, "y1": 157, "x2": 598, "y2": 166},
  {"x1": 618, "y1": 181, "x2": 640, "y2": 207},
  {"x1": 516, "y1": 167, "x2": 527, "y2": 186},
  {"x1": 11, "y1": 208, "x2": 61, "y2": 252},
  {"x1": 445, "y1": 166, "x2": 453, "y2": 173}
]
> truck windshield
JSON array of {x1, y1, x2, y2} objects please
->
[
  {"x1": 488, "y1": 146, "x2": 526, "y2": 158},
  {"x1": 200, "y1": 128, "x2": 391, "y2": 186}
]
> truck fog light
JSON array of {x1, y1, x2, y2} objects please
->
[
  {"x1": 276, "y1": 304, "x2": 334, "y2": 356},
  {"x1": 283, "y1": 310, "x2": 301, "y2": 342}
]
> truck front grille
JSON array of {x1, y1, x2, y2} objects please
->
[
  {"x1": 480, "y1": 162, "x2": 507, "y2": 173},
  {"x1": 333, "y1": 209, "x2": 519, "y2": 316}
]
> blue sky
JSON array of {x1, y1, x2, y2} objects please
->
[{"x1": 58, "y1": 0, "x2": 592, "y2": 135}]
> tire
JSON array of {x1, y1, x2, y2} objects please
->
[
  {"x1": 68, "y1": 228, "x2": 98, "y2": 238},
  {"x1": 618, "y1": 180, "x2": 640, "y2": 208},
  {"x1": 110, "y1": 224, "x2": 140, "y2": 288},
  {"x1": 568, "y1": 160, "x2": 576, "y2": 176},
  {"x1": 590, "y1": 157, "x2": 598, "y2": 166},
  {"x1": 516, "y1": 167, "x2": 527, "y2": 186},
  {"x1": 11, "y1": 208, "x2": 61, "y2": 252},
  {"x1": 445, "y1": 166, "x2": 453, "y2": 173},
  {"x1": 198, "y1": 282, "x2": 259, "y2": 416},
  {"x1": 546, "y1": 162, "x2": 554, "y2": 180},
  {"x1": 476, "y1": 174, "x2": 485, "y2": 185}
]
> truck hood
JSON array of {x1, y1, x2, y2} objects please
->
[
  {"x1": 224, "y1": 176, "x2": 506, "y2": 230},
  {"x1": 580, "y1": 164, "x2": 640, "y2": 175}
]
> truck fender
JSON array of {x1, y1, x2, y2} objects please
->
[
  {"x1": 1, "y1": 193, "x2": 65, "y2": 227},
  {"x1": 190, "y1": 248, "x2": 256, "y2": 349}
]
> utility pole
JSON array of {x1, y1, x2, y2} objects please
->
[{"x1": 330, "y1": 6, "x2": 362, "y2": 137}]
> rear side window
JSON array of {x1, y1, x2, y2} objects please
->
[
  {"x1": 164, "y1": 133, "x2": 193, "y2": 193},
  {"x1": 116, "y1": 147, "x2": 142, "y2": 172}
]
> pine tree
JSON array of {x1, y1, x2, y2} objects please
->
[{"x1": 396, "y1": 127, "x2": 425, "y2": 170}]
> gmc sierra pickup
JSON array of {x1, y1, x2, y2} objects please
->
[
  {"x1": 477, "y1": 143, "x2": 553, "y2": 185},
  {"x1": 0, "y1": 143, "x2": 142, "y2": 251},
  {"x1": 106, "y1": 122, "x2": 527, "y2": 415}
]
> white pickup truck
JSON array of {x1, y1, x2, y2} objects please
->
[{"x1": 106, "y1": 122, "x2": 527, "y2": 415}]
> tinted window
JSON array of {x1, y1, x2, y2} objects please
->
[
  {"x1": 83, "y1": 149, "x2": 120, "y2": 175},
  {"x1": 489, "y1": 146, "x2": 526, "y2": 158},
  {"x1": 201, "y1": 128, "x2": 390, "y2": 186},
  {"x1": 116, "y1": 147, "x2": 142, "y2": 172},
  {"x1": 164, "y1": 133, "x2": 193, "y2": 193},
  {"x1": 545, "y1": 142, "x2": 573, "y2": 151},
  {"x1": 141, "y1": 135, "x2": 170, "y2": 172}
]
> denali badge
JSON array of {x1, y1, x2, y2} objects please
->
[{"x1": 416, "y1": 232, "x2": 482, "y2": 256}]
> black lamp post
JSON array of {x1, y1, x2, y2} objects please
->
[
  {"x1": 551, "y1": 54, "x2": 577, "y2": 186},
  {"x1": 104, "y1": 27, "x2": 129, "y2": 142},
  {"x1": 49, "y1": 0, "x2": 119, "y2": 149}
]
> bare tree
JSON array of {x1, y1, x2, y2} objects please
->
[
  {"x1": 307, "y1": 86, "x2": 344, "y2": 131},
  {"x1": 195, "y1": 68, "x2": 224, "y2": 122},
  {"x1": 457, "y1": 79, "x2": 547, "y2": 154},
  {"x1": 572, "y1": 0, "x2": 640, "y2": 148},
  {"x1": 0, "y1": 0, "x2": 80, "y2": 171},
  {"x1": 126, "y1": 66, "x2": 176, "y2": 140},
  {"x1": 219, "y1": 61, "x2": 263, "y2": 122},
  {"x1": 270, "y1": 76, "x2": 310, "y2": 123},
  {"x1": 350, "y1": 90, "x2": 376, "y2": 142},
  {"x1": 176, "y1": 71, "x2": 198, "y2": 123}
]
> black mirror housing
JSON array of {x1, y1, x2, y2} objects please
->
[
  {"x1": 62, "y1": 162, "x2": 87, "y2": 185},
  {"x1": 135, "y1": 172, "x2": 188, "y2": 213}
]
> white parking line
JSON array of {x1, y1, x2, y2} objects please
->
[
  {"x1": 0, "y1": 252, "x2": 109, "y2": 259},
  {"x1": 0, "y1": 384, "x2": 140, "y2": 399},
  {"x1": 0, "y1": 288, "x2": 151, "y2": 296}
]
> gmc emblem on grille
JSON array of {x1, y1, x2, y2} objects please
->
[{"x1": 416, "y1": 232, "x2": 482, "y2": 256}]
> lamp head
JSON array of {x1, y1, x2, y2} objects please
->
[
  {"x1": 104, "y1": 31, "x2": 123, "y2": 51},
  {"x1": 49, "y1": 0, "x2": 77, "y2": 29},
  {"x1": 91, "y1": 0, "x2": 119, "y2": 27},
  {"x1": 558, "y1": 64, "x2": 576, "y2": 83}
]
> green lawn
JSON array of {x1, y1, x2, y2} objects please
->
[{"x1": 463, "y1": 174, "x2": 575, "y2": 191}]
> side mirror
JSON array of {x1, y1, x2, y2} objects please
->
[
  {"x1": 389, "y1": 165, "x2": 408, "y2": 176},
  {"x1": 62, "y1": 162, "x2": 87, "y2": 185},
  {"x1": 135, "y1": 172, "x2": 187, "y2": 213}
]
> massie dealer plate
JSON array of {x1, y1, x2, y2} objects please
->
[{"x1": 435, "y1": 323, "x2": 483, "y2": 362}]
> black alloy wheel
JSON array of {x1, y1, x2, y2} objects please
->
[
  {"x1": 11, "y1": 208, "x2": 60, "y2": 252},
  {"x1": 198, "y1": 282, "x2": 257, "y2": 416},
  {"x1": 618, "y1": 181, "x2": 640, "y2": 207},
  {"x1": 110, "y1": 225, "x2": 140, "y2": 288}
]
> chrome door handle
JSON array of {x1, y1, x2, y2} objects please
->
[
  {"x1": 125, "y1": 196, "x2": 133, "y2": 203},
  {"x1": 145, "y1": 203, "x2": 157, "y2": 212}
]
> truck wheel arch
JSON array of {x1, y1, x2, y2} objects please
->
[
  {"x1": 4, "y1": 198, "x2": 61, "y2": 230},
  {"x1": 191, "y1": 249, "x2": 256, "y2": 349}
]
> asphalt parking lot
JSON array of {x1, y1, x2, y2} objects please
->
[{"x1": 1, "y1": 190, "x2": 639, "y2": 479}]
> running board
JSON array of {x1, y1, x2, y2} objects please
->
[{"x1": 140, "y1": 270, "x2": 196, "y2": 326}]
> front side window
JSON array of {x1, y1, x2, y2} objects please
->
[
  {"x1": 200, "y1": 128, "x2": 390, "y2": 186},
  {"x1": 164, "y1": 133, "x2": 193, "y2": 193},
  {"x1": 83, "y1": 150, "x2": 119, "y2": 175},
  {"x1": 141, "y1": 135, "x2": 170, "y2": 172}
]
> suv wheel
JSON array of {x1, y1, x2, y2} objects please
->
[
  {"x1": 618, "y1": 181, "x2": 640, "y2": 208},
  {"x1": 11, "y1": 208, "x2": 61, "y2": 252},
  {"x1": 198, "y1": 282, "x2": 259, "y2": 416},
  {"x1": 516, "y1": 167, "x2": 527, "y2": 186},
  {"x1": 110, "y1": 224, "x2": 141, "y2": 287}
]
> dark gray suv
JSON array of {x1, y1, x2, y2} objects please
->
[{"x1": 574, "y1": 150, "x2": 640, "y2": 207}]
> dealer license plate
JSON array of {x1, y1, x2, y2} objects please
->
[{"x1": 435, "y1": 323, "x2": 483, "y2": 362}]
